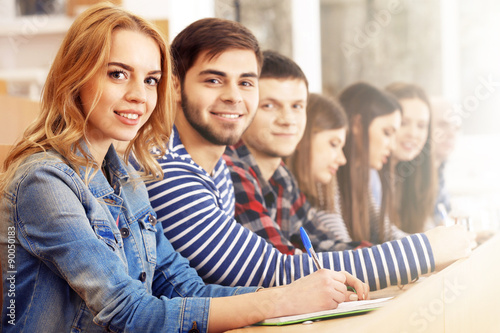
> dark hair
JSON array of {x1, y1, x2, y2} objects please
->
[
  {"x1": 385, "y1": 82, "x2": 430, "y2": 107},
  {"x1": 385, "y1": 82, "x2": 436, "y2": 233},
  {"x1": 170, "y1": 17, "x2": 262, "y2": 85},
  {"x1": 337, "y1": 82, "x2": 401, "y2": 243},
  {"x1": 259, "y1": 50, "x2": 309, "y2": 90},
  {"x1": 287, "y1": 93, "x2": 347, "y2": 212}
]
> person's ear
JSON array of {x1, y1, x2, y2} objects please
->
[
  {"x1": 351, "y1": 114, "x2": 365, "y2": 151},
  {"x1": 173, "y1": 76, "x2": 182, "y2": 105},
  {"x1": 351, "y1": 114, "x2": 362, "y2": 136}
]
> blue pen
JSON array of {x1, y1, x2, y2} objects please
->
[
  {"x1": 300, "y1": 227, "x2": 323, "y2": 270},
  {"x1": 437, "y1": 203, "x2": 452, "y2": 226}
]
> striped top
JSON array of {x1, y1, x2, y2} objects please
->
[
  {"x1": 316, "y1": 192, "x2": 352, "y2": 243},
  {"x1": 317, "y1": 185, "x2": 409, "y2": 244},
  {"x1": 147, "y1": 127, "x2": 435, "y2": 290},
  {"x1": 368, "y1": 173, "x2": 410, "y2": 243}
]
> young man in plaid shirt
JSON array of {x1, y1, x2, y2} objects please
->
[{"x1": 224, "y1": 50, "x2": 351, "y2": 255}]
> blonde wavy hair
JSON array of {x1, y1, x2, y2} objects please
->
[{"x1": 0, "y1": 3, "x2": 174, "y2": 194}]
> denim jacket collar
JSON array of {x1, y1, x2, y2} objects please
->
[{"x1": 75, "y1": 141, "x2": 131, "y2": 198}]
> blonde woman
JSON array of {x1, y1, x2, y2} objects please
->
[{"x1": 0, "y1": 4, "x2": 366, "y2": 332}]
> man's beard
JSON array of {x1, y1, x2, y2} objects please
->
[{"x1": 181, "y1": 89, "x2": 249, "y2": 146}]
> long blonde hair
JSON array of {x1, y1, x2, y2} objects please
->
[{"x1": 0, "y1": 3, "x2": 174, "y2": 193}]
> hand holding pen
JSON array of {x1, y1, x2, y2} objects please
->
[{"x1": 300, "y1": 227, "x2": 369, "y2": 301}]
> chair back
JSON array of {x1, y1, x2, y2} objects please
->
[{"x1": 0, "y1": 95, "x2": 40, "y2": 165}]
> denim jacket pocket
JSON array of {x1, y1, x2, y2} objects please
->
[
  {"x1": 138, "y1": 214, "x2": 157, "y2": 265},
  {"x1": 92, "y1": 221, "x2": 118, "y2": 251}
]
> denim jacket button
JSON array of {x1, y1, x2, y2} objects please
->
[
  {"x1": 120, "y1": 227, "x2": 130, "y2": 238},
  {"x1": 148, "y1": 214, "x2": 157, "y2": 226},
  {"x1": 188, "y1": 322, "x2": 199, "y2": 333},
  {"x1": 139, "y1": 271, "x2": 147, "y2": 282}
]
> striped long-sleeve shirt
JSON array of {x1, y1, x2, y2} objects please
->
[
  {"x1": 317, "y1": 182, "x2": 408, "y2": 245},
  {"x1": 147, "y1": 128, "x2": 435, "y2": 291},
  {"x1": 310, "y1": 190, "x2": 353, "y2": 244},
  {"x1": 369, "y1": 170, "x2": 410, "y2": 242}
]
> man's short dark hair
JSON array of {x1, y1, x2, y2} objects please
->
[
  {"x1": 260, "y1": 50, "x2": 309, "y2": 90},
  {"x1": 171, "y1": 18, "x2": 262, "y2": 85}
]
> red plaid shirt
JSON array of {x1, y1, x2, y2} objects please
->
[{"x1": 223, "y1": 141, "x2": 346, "y2": 255}]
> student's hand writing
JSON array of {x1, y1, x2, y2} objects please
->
[
  {"x1": 271, "y1": 269, "x2": 349, "y2": 318},
  {"x1": 425, "y1": 225, "x2": 475, "y2": 271},
  {"x1": 339, "y1": 271, "x2": 370, "y2": 301}
]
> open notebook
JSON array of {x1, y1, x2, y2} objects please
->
[{"x1": 256, "y1": 297, "x2": 393, "y2": 326}]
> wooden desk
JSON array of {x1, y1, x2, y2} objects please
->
[{"x1": 229, "y1": 233, "x2": 500, "y2": 333}]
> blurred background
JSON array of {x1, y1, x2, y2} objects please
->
[{"x1": 1, "y1": 0, "x2": 499, "y2": 230}]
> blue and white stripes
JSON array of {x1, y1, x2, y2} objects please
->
[{"x1": 146, "y1": 128, "x2": 435, "y2": 290}]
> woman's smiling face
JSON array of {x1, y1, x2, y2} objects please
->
[
  {"x1": 393, "y1": 98, "x2": 430, "y2": 162},
  {"x1": 79, "y1": 29, "x2": 161, "y2": 151}
]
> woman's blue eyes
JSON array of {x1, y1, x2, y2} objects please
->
[
  {"x1": 145, "y1": 77, "x2": 160, "y2": 86},
  {"x1": 109, "y1": 70, "x2": 126, "y2": 80},
  {"x1": 108, "y1": 70, "x2": 160, "y2": 86}
]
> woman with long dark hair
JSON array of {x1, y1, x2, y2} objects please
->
[{"x1": 386, "y1": 82, "x2": 437, "y2": 233}]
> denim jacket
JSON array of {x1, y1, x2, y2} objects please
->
[{"x1": 1, "y1": 145, "x2": 257, "y2": 332}]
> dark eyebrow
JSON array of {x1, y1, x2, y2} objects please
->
[
  {"x1": 199, "y1": 69, "x2": 226, "y2": 77},
  {"x1": 108, "y1": 62, "x2": 133, "y2": 71},
  {"x1": 241, "y1": 72, "x2": 259, "y2": 79},
  {"x1": 108, "y1": 62, "x2": 162, "y2": 75},
  {"x1": 261, "y1": 97, "x2": 282, "y2": 106},
  {"x1": 198, "y1": 69, "x2": 258, "y2": 79},
  {"x1": 149, "y1": 70, "x2": 163, "y2": 76}
]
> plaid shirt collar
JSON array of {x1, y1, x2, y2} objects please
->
[{"x1": 231, "y1": 140, "x2": 296, "y2": 210}]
